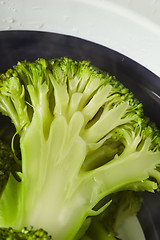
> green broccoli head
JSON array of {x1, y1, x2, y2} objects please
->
[
  {"x1": 0, "y1": 57, "x2": 160, "y2": 240},
  {"x1": 0, "y1": 227, "x2": 53, "y2": 239},
  {"x1": 0, "y1": 138, "x2": 20, "y2": 194}
]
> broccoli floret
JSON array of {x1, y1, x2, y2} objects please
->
[
  {"x1": 0, "y1": 139, "x2": 13, "y2": 193},
  {"x1": 0, "y1": 138, "x2": 20, "y2": 194},
  {"x1": 0, "y1": 227, "x2": 53, "y2": 239},
  {"x1": 0, "y1": 57, "x2": 160, "y2": 240},
  {"x1": 80, "y1": 191, "x2": 142, "y2": 240}
]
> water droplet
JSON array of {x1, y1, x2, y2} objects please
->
[
  {"x1": 7, "y1": 26, "x2": 12, "y2": 30},
  {"x1": 35, "y1": 23, "x2": 44, "y2": 29},
  {"x1": 18, "y1": 22, "x2": 22, "y2": 28},
  {"x1": 8, "y1": 18, "x2": 15, "y2": 24},
  {"x1": 39, "y1": 24, "x2": 44, "y2": 29},
  {"x1": 72, "y1": 27, "x2": 79, "y2": 35}
]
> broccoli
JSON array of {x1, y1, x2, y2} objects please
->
[
  {"x1": 80, "y1": 191, "x2": 142, "y2": 240},
  {"x1": 0, "y1": 227, "x2": 53, "y2": 239},
  {"x1": 0, "y1": 138, "x2": 20, "y2": 194},
  {"x1": 0, "y1": 57, "x2": 160, "y2": 240},
  {"x1": 81, "y1": 191, "x2": 142, "y2": 240}
]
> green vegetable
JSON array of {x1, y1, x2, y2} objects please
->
[
  {"x1": 0, "y1": 57, "x2": 160, "y2": 240},
  {"x1": 81, "y1": 191, "x2": 142, "y2": 240},
  {"x1": 0, "y1": 138, "x2": 20, "y2": 194},
  {"x1": 0, "y1": 227, "x2": 53, "y2": 239}
]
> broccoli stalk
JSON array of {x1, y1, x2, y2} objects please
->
[{"x1": 0, "y1": 58, "x2": 160, "y2": 240}]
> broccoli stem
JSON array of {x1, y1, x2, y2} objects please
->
[
  {"x1": 81, "y1": 146, "x2": 160, "y2": 209},
  {"x1": 1, "y1": 109, "x2": 159, "y2": 240},
  {"x1": 0, "y1": 58, "x2": 160, "y2": 240}
]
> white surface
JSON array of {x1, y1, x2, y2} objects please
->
[{"x1": 0, "y1": 0, "x2": 160, "y2": 77}]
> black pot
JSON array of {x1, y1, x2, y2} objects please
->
[{"x1": 0, "y1": 31, "x2": 160, "y2": 240}]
